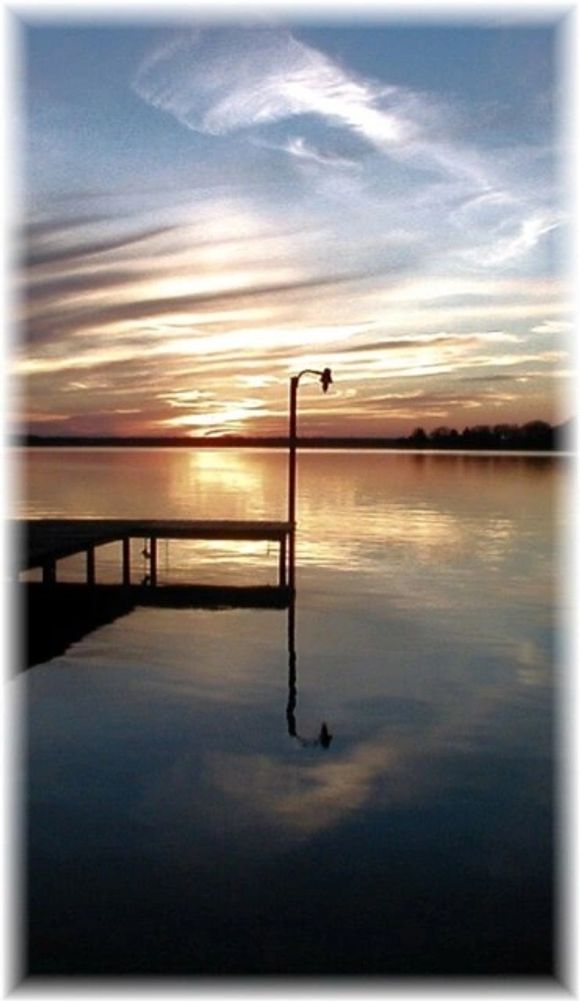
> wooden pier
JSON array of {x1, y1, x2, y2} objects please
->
[
  {"x1": 14, "y1": 518, "x2": 293, "y2": 670},
  {"x1": 15, "y1": 518, "x2": 292, "y2": 589}
]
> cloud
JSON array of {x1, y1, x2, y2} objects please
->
[
  {"x1": 530, "y1": 319, "x2": 572, "y2": 335},
  {"x1": 460, "y1": 373, "x2": 519, "y2": 383},
  {"x1": 132, "y1": 27, "x2": 491, "y2": 187},
  {"x1": 21, "y1": 203, "x2": 367, "y2": 345},
  {"x1": 24, "y1": 268, "x2": 143, "y2": 307},
  {"x1": 259, "y1": 135, "x2": 359, "y2": 169},
  {"x1": 17, "y1": 160, "x2": 566, "y2": 438},
  {"x1": 458, "y1": 211, "x2": 563, "y2": 268},
  {"x1": 23, "y1": 271, "x2": 362, "y2": 347},
  {"x1": 130, "y1": 25, "x2": 567, "y2": 285},
  {"x1": 133, "y1": 28, "x2": 408, "y2": 142},
  {"x1": 24, "y1": 214, "x2": 110, "y2": 241},
  {"x1": 339, "y1": 331, "x2": 520, "y2": 354},
  {"x1": 24, "y1": 220, "x2": 180, "y2": 271}
]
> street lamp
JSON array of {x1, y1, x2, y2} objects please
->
[{"x1": 287, "y1": 367, "x2": 333, "y2": 590}]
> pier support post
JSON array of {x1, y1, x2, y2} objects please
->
[
  {"x1": 122, "y1": 537, "x2": 131, "y2": 586},
  {"x1": 86, "y1": 546, "x2": 96, "y2": 586},
  {"x1": 42, "y1": 560, "x2": 56, "y2": 585},
  {"x1": 278, "y1": 537, "x2": 287, "y2": 588},
  {"x1": 149, "y1": 537, "x2": 157, "y2": 587}
]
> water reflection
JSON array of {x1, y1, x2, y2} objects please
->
[
  {"x1": 19, "y1": 449, "x2": 562, "y2": 592},
  {"x1": 23, "y1": 575, "x2": 555, "y2": 974},
  {"x1": 177, "y1": 449, "x2": 275, "y2": 520},
  {"x1": 20, "y1": 449, "x2": 561, "y2": 975},
  {"x1": 286, "y1": 597, "x2": 333, "y2": 749},
  {"x1": 21, "y1": 577, "x2": 292, "y2": 671}
]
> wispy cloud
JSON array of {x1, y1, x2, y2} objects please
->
[
  {"x1": 458, "y1": 211, "x2": 563, "y2": 268},
  {"x1": 257, "y1": 135, "x2": 360, "y2": 169},
  {"x1": 16, "y1": 191, "x2": 568, "y2": 437},
  {"x1": 132, "y1": 26, "x2": 565, "y2": 280},
  {"x1": 530, "y1": 319, "x2": 573, "y2": 335},
  {"x1": 132, "y1": 27, "x2": 491, "y2": 186},
  {"x1": 133, "y1": 28, "x2": 410, "y2": 143}
]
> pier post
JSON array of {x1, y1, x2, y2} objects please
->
[
  {"x1": 86, "y1": 546, "x2": 96, "y2": 586},
  {"x1": 122, "y1": 537, "x2": 131, "y2": 586},
  {"x1": 279, "y1": 536, "x2": 287, "y2": 588},
  {"x1": 149, "y1": 536, "x2": 157, "y2": 586}
]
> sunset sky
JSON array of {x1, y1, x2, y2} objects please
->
[{"x1": 13, "y1": 12, "x2": 572, "y2": 437}]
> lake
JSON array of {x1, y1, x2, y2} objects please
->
[{"x1": 15, "y1": 447, "x2": 566, "y2": 977}]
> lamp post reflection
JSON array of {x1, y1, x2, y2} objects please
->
[{"x1": 286, "y1": 594, "x2": 333, "y2": 749}]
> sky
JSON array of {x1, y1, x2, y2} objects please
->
[{"x1": 11, "y1": 10, "x2": 573, "y2": 438}]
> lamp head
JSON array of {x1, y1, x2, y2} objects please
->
[{"x1": 320, "y1": 368, "x2": 333, "y2": 393}]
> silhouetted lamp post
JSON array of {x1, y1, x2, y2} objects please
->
[{"x1": 288, "y1": 367, "x2": 333, "y2": 590}]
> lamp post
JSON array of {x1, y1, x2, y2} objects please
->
[{"x1": 287, "y1": 367, "x2": 333, "y2": 590}]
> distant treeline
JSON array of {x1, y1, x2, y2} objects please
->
[
  {"x1": 15, "y1": 419, "x2": 573, "y2": 451},
  {"x1": 404, "y1": 419, "x2": 568, "y2": 451}
]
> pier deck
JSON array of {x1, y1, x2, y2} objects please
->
[{"x1": 15, "y1": 518, "x2": 291, "y2": 588}]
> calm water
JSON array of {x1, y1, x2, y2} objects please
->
[{"x1": 18, "y1": 448, "x2": 565, "y2": 976}]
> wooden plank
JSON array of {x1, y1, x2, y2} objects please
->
[
  {"x1": 22, "y1": 519, "x2": 289, "y2": 536},
  {"x1": 21, "y1": 524, "x2": 120, "y2": 569}
]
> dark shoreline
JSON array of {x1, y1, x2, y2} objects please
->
[{"x1": 12, "y1": 434, "x2": 570, "y2": 453}]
